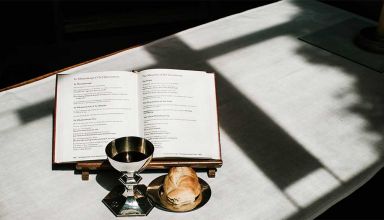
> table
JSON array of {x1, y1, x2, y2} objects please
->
[{"x1": 1, "y1": 1, "x2": 384, "y2": 219}]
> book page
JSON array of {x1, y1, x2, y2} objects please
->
[
  {"x1": 139, "y1": 69, "x2": 220, "y2": 159},
  {"x1": 55, "y1": 71, "x2": 141, "y2": 163}
]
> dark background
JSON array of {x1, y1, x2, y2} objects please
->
[{"x1": 0, "y1": 0, "x2": 383, "y2": 218}]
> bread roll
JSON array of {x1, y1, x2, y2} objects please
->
[{"x1": 163, "y1": 167, "x2": 201, "y2": 206}]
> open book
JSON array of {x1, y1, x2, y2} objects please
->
[{"x1": 53, "y1": 69, "x2": 221, "y2": 165}]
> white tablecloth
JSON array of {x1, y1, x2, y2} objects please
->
[{"x1": 1, "y1": 0, "x2": 384, "y2": 219}]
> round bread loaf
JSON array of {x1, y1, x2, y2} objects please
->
[{"x1": 163, "y1": 167, "x2": 201, "y2": 206}]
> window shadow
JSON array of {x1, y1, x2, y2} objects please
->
[
  {"x1": 139, "y1": 0, "x2": 384, "y2": 215},
  {"x1": 142, "y1": 37, "x2": 329, "y2": 193},
  {"x1": 295, "y1": 44, "x2": 384, "y2": 154},
  {"x1": 10, "y1": 0, "x2": 382, "y2": 217},
  {"x1": 17, "y1": 98, "x2": 54, "y2": 124},
  {"x1": 286, "y1": 162, "x2": 383, "y2": 220}
]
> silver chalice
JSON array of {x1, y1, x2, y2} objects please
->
[{"x1": 102, "y1": 136, "x2": 154, "y2": 216}]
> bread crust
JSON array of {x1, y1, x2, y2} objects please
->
[{"x1": 163, "y1": 167, "x2": 201, "y2": 206}]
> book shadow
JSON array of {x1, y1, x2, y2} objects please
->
[{"x1": 51, "y1": 163, "x2": 75, "y2": 171}]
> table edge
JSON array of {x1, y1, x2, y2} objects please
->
[{"x1": 0, "y1": 46, "x2": 139, "y2": 93}]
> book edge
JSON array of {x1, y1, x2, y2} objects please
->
[{"x1": 52, "y1": 70, "x2": 223, "y2": 165}]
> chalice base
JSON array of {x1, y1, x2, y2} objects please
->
[{"x1": 102, "y1": 184, "x2": 154, "y2": 216}]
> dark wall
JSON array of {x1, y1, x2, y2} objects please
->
[
  {"x1": 320, "y1": 0, "x2": 383, "y2": 21},
  {"x1": 0, "y1": 1, "x2": 276, "y2": 89},
  {"x1": 0, "y1": 1, "x2": 382, "y2": 89}
]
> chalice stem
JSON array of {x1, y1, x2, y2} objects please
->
[{"x1": 119, "y1": 172, "x2": 142, "y2": 197}]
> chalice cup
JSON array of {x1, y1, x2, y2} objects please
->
[{"x1": 102, "y1": 136, "x2": 154, "y2": 216}]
